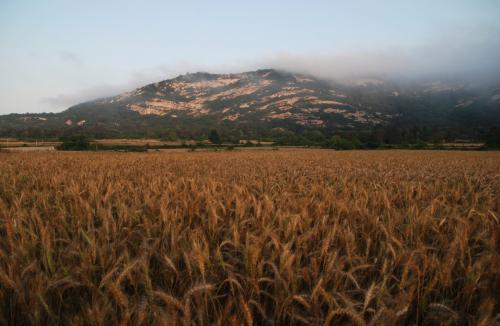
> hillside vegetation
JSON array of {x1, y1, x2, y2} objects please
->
[
  {"x1": 1, "y1": 70, "x2": 499, "y2": 145},
  {"x1": 0, "y1": 150, "x2": 499, "y2": 324}
]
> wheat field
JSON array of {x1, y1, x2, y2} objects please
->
[{"x1": 0, "y1": 150, "x2": 499, "y2": 325}]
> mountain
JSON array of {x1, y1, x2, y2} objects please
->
[{"x1": 1, "y1": 69, "x2": 499, "y2": 143}]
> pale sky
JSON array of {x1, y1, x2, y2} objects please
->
[{"x1": 1, "y1": 0, "x2": 500, "y2": 114}]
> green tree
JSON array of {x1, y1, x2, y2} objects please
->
[
  {"x1": 484, "y1": 127, "x2": 500, "y2": 148},
  {"x1": 326, "y1": 135, "x2": 358, "y2": 150},
  {"x1": 58, "y1": 135, "x2": 91, "y2": 151},
  {"x1": 208, "y1": 130, "x2": 221, "y2": 144}
]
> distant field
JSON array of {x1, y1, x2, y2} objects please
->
[
  {"x1": 0, "y1": 138, "x2": 487, "y2": 151},
  {"x1": 94, "y1": 139, "x2": 197, "y2": 146},
  {"x1": 0, "y1": 150, "x2": 498, "y2": 324},
  {"x1": 0, "y1": 146, "x2": 55, "y2": 152},
  {"x1": 0, "y1": 139, "x2": 60, "y2": 148},
  {"x1": 433, "y1": 143, "x2": 485, "y2": 149},
  {"x1": 0, "y1": 138, "x2": 196, "y2": 148}
]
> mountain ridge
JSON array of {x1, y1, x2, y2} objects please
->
[{"x1": 1, "y1": 69, "x2": 499, "y2": 143}]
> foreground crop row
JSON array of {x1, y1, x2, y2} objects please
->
[{"x1": 0, "y1": 150, "x2": 499, "y2": 325}]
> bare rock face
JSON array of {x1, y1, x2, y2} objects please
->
[
  {"x1": 1, "y1": 69, "x2": 499, "y2": 139},
  {"x1": 97, "y1": 69, "x2": 388, "y2": 127}
]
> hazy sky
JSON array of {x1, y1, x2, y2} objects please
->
[{"x1": 1, "y1": 0, "x2": 500, "y2": 114}]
